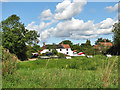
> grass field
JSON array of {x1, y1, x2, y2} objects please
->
[{"x1": 2, "y1": 55, "x2": 118, "y2": 88}]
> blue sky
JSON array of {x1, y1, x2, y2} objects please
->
[{"x1": 2, "y1": 1, "x2": 118, "y2": 46}]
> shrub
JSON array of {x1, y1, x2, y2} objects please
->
[
  {"x1": 41, "y1": 52, "x2": 51, "y2": 56},
  {"x1": 2, "y1": 48, "x2": 19, "y2": 76},
  {"x1": 26, "y1": 50, "x2": 32, "y2": 59},
  {"x1": 68, "y1": 62, "x2": 79, "y2": 69},
  {"x1": 52, "y1": 49, "x2": 58, "y2": 55},
  {"x1": 58, "y1": 53, "x2": 65, "y2": 59}
]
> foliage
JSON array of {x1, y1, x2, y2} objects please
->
[
  {"x1": 80, "y1": 39, "x2": 96, "y2": 55},
  {"x1": 95, "y1": 38, "x2": 111, "y2": 45},
  {"x1": 112, "y1": 23, "x2": 120, "y2": 46},
  {"x1": 41, "y1": 52, "x2": 50, "y2": 56},
  {"x1": 1, "y1": 15, "x2": 40, "y2": 60},
  {"x1": 2, "y1": 48, "x2": 19, "y2": 76},
  {"x1": 52, "y1": 49, "x2": 58, "y2": 55},
  {"x1": 58, "y1": 53, "x2": 65, "y2": 58},
  {"x1": 2, "y1": 55, "x2": 118, "y2": 88},
  {"x1": 45, "y1": 44, "x2": 57, "y2": 49},
  {"x1": 106, "y1": 22, "x2": 120, "y2": 55},
  {"x1": 26, "y1": 44, "x2": 41, "y2": 58},
  {"x1": 71, "y1": 44, "x2": 81, "y2": 52},
  {"x1": 81, "y1": 39, "x2": 91, "y2": 48},
  {"x1": 83, "y1": 46, "x2": 96, "y2": 55},
  {"x1": 86, "y1": 39, "x2": 91, "y2": 46}
]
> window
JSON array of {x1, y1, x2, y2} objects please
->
[
  {"x1": 67, "y1": 52, "x2": 69, "y2": 54},
  {"x1": 66, "y1": 49, "x2": 68, "y2": 51},
  {"x1": 60, "y1": 49, "x2": 62, "y2": 51}
]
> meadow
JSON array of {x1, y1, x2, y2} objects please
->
[{"x1": 2, "y1": 55, "x2": 118, "y2": 88}]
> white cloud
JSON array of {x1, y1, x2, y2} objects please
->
[
  {"x1": 40, "y1": 27, "x2": 54, "y2": 41},
  {"x1": 54, "y1": 0, "x2": 87, "y2": 20},
  {"x1": 40, "y1": 18, "x2": 116, "y2": 40},
  {"x1": 0, "y1": 0, "x2": 8, "y2": 2},
  {"x1": 25, "y1": 21, "x2": 53, "y2": 31},
  {"x1": 95, "y1": 18, "x2": 115, "y2": 29},
  {"x1": 25, "y1": 17, "x2": 58, "y2": 31},
  {"x1": 105, "y1": 3, "x2": 119, "y2": 12},
  {"x1": 39, "y1": 9, "x2": 53, "y2": 20},
  {"x1": 27, "y1": 0, "x2": 117, "y2": 42}
]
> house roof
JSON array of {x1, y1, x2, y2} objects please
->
[
  {"x1": 94, "y1": 45, "x2": 98, "y2": 49},
  {"x1": 40, "y1": 43, "x2": 71, "y2": 51},
  {"x1": 99, "y1": 42, "x2": 113, "y2": 46},
  {"x1": 62, "y1": 44, "x2": 70, "y2": 48},
  {"x1": 94, "y1": 42, "x2": 113, "y2": 50}
]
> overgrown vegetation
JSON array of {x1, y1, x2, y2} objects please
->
[
  {"x1": 2, "y1": 48, "x2": 19, "y2": 76},
  {"x1": 107, "y1": 22, "x2": 120, "y2": 55},
  {"x1": 2, "y1": 55, "x2": 118, "y2": 88}
]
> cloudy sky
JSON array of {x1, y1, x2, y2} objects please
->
[{"x1": 2, "y1": 0, "x2": 119, "y2": 46}]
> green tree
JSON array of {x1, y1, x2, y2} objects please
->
[
  {"x1": 112, "y1": 23, "x2": 120, "y2": 46},
  {"x1": 86, "y1": 39, "x2": 91, "y2": 46},
  {"x1": 72, "y1": 44, "x2": 81, "y2": 53},
  {"x1": 107, "y1": 22, "x2": 120, "y2": 55},
  {"x1": 84, "y1": 46, "x2": 95, "y2": 55},
  {"x1": 81, "y1": 39, "x2": 95, "y2": 55},
  {"x1": 52, "y1": 49, "x2": 58, "y2": 55},
  {"x1": 95, "y1": 38, "x2": 111, "y2": 45},
  {"x1": 1, "y1": 15, "x2": 40, "y2": 60}
]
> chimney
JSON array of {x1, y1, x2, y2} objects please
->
[
  {"x1": 43, "y1": 42, "x2": 45, "y2": 46},
  {"x1": 103, "y1": 39, "x2": 106, "y2": 42},
  {"x1": 61, "y1": 42, "x2": 63, "y2": 45}
]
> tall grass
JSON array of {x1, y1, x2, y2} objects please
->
[
  {"x1": 2, "y1": 48, "x2": 19, "y2": 76},
  {"x1": 102, "y1": 56, "x2": 118, "y2": 87},
  {"x1": 2, "y1": 55, "x2": 118, "y2": 88}
]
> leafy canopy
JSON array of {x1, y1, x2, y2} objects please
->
[{"x1": 1, "y1": 15, "x2": 40, "y2": 60}]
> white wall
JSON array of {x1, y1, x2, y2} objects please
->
[
  {"x1": 40, "y1": 48, "x2": 74, "y2": 56},
  {"x1": 40, "y1": 49, "x2": 51, "y2": 54},
  {"x1": 56, "y1": 48, "x2": 73, "y2": 56}
]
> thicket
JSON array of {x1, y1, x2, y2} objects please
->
[{"x1": 2, "y1": 48, "x2": 19, "y2": 76}]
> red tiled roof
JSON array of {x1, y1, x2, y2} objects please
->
[
  {"x1": 62, "y1": 44, "x2": 70, "y2": 48},
  {"x1": 94, "y1": 42, "x2": 113, "y2": 50},
  {"x1": 94, "y1": 45, "x2": 98, "y2": 49},
  {"x1": 99, "y1": 42, "x2": 113, "y2": 46}
]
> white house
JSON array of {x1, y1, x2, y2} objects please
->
[{"x1": 40, "y1": 42, "x2": 74, "y2": 56}]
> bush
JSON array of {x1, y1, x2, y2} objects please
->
[
  {"x1": 2, "y1": 48, "x2": 19, "y2": 76},
  {"x1": 41, "y1": 52, "x2": 50, "y2": 56},
  {"x1": 26, "y1": 50, "x2": 32, "y2": 59},
  {"x1": 68, "y1": 62, "x2": 79, "y2": 69},
  {"x1": 52, "y1": 49, "x2": 58, "y2": 55},
  {"x1": 58, "y1": 53, "x2": 65, "y2": 58}
]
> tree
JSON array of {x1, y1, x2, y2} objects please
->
[
  {"x1": 1, "y1": 15, "x2": 40, "y2": 60},
  {"x1": 112, "y1": 22, "x2": 120, "y2": 46},
  {"x1": 86, "y1": 39, "x2": 91, "y2": 46},
  {"x1": 84, "y1": 46, "x2": 96, "y2": 55},
  {"x1": 72, "y1": 44, "x2": 81, "y2": 53},
  {"x1": 107, "y1": 22, "x2": 120, "y2": 55},
  {"x1": 95, "y1": 38, "x2": 111, "y2": 45},
  {"x1": 52, "y1": 49, "x2": 58, "y2": 55},
  {"x1": 81, "y1": 39, "x2": 91, "y2": 48},
  {"x1": 80, "y1": 39, "x2": 95, "y2": 55}
]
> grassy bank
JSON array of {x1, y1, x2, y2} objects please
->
[{"x1": 2, "y1": 55, "x2": 118, "y2": 88}]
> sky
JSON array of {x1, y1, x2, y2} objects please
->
[{"x1": 2, "y1": 0, "x2": 119, "y2": 46}]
